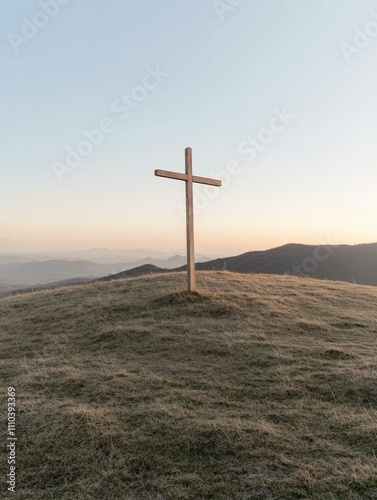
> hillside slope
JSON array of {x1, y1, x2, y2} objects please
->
[{"x1": 1, "y1": 272, "x2": 377, "y2": 499}]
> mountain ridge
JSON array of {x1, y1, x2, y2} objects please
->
[
  {"x1": 2, "y1": 242, "x2": 377, "y2": 297},
  {"x1": 183, "y1": 242, "x2": 377, "y2": 286},
  {"x1": 92, "y1": 242, "x2": 377, "y2": 287}
]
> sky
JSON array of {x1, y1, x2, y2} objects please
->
[{"x1": 0, "y1": 0, "x2": 376, "y2": 254}]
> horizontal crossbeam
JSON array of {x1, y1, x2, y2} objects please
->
[{"x1": 155, "y1": 169, "x2": 221, "y2": 187}]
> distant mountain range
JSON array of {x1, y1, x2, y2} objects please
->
[
  {"x1": 0, "y1": 248, "x2": 214, "y2": 265},
  {"x1": 0, "y1": 278, "x2": 29, "y2": 295},
  {"x1": 88, "y1": 243, "x2": 377, "y2": 287},
  {"x1": 0, "y1": 253, "x2": 211, "y2": 292},
  {"x1": 0, "y1": 260, "x2": 113, "y2": 286},
  {"x1": 1, "y1": 243, "x2": 377, "y2": 297}
]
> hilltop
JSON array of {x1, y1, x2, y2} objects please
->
[{"x1": 1, "y1": 272, "x2": 377, "y2": 499}]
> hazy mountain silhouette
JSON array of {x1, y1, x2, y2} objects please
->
[
  {"x1": 0, "y1": 260, "x2": 116, "y2": 286},
  {"x1": 0, "y1": 255, "x2": 211, "y2": 287},
  {"x1": 1, "y1": 265, "x2": 169, "y2": 298},
  {"x1": 0, "y1": 255, "x2": 37, "y2": 266},
  {"x1": 2, "y1": 243, "x2": 377, "y2": 295},
  {"x1": 95, "y1": 243, "x2": 377, "y2": 287},
  {"x1": 0, "y1": 278, "x2": 30, "y2": 294},
  {"x1": 0, "y1": 249, "x2": 213, "y2": 265}
]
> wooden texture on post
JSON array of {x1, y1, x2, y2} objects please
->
[
  {"x1": 185, "y1": 147, "x2": 195, "y2": 292},
  {"x1": 154, "y1": 148, "x2": 222, "y2": 293}
]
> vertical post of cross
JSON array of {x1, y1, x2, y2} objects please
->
[
  {"x1": 185, "y1": 147, "x2": 195, "y2": 292},
  {"x1": 154, "y1": 148, "x2": 221, "y2": 293}
]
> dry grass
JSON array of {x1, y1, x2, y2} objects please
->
[{"x1": 1, "y1": 271, "x2": 377, "y2": 499}]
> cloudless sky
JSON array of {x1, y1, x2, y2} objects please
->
[{"x1": 0, "y1": 0, "x2": 376, "y2": 253}]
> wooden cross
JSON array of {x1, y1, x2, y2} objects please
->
[{"x1": 155, "y1": 147, "x2": 222, "y2": 292}]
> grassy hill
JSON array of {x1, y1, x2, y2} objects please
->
[{"x1": 1, "y1": 272, "x2": 377, "y2": 499}]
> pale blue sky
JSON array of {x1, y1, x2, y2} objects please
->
[{"x1": 0, "y1": 0, "x2": 376, "y2": 253}]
